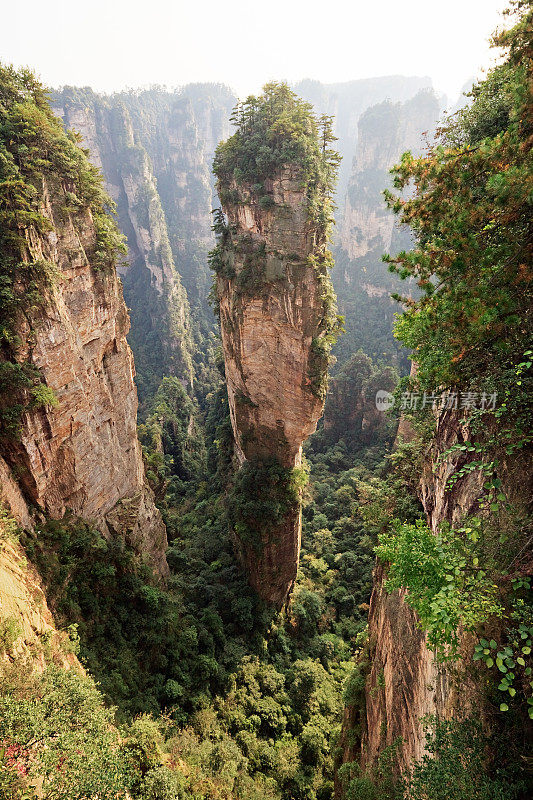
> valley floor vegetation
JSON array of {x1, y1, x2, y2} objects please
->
[{"x1": 0, "y1": 2, "x2": 532, "y2": 799}]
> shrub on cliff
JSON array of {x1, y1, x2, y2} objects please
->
[
  {"x1": 213, "y1": 82, "x2": 340, "y2": 233},
  {"x1": 228, "y1": 458, "x2": 309, "y2": 552},
  {"x1": 405, "y1": 716, "x2": 526, "y2": 800},
  {"x1": 0, "y1": 63, "x2": 126, "y2": 438},
  {"x1": 213, "y1": 83, "x2": 339, "y2": 210},
  {"x1": 375, "y1": 1, "x2": 533, "y2": 779}
]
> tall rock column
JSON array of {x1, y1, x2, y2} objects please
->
[{"x1": 212, "y1": 84, "x2": 341, "y2": 606}]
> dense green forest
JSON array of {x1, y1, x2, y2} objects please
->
[{"x1": 0, "y1": 2, "x2": 532, "y2": 799}]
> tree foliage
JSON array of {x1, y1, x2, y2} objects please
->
[{"x1": 383, "y1": 2, "x2": 532, "y2": 394}]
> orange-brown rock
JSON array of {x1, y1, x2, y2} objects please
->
[
  {"x1": 0, "y1": 534, "x2": 82, "y2": 671},
  {"x1": 53, "y1": 95, "x2": 195, "y2": 392},
  {"x1": 0, "y1": 178, "x2": 168, "y2": 578},
  {"x1": 349, "y1": 408, "x2": 532, "y2": 779},
  {"x1": 216, "y1": 167, "x2": 333, "y2": 606}
]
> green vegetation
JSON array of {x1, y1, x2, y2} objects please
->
[
  {"x1": 384, "y1": 4, "x2": 532, "y2": 396},
  {"x1": 210, "y1": 83, "x2": 343, "y2": 398},
  {"x1": 228, "y1": 459, "x2": 308, "y2": 552},
  {"x1": 0, "y1": 662, "x2": 134, "y2": 800},
  {"x1": 2, "y1": 5, "x2": 532, "y2": 798},
  {"x1": 0, "y1": 124, "x2": 412, "y2": 786},
  {"x1": 337, "y1": 739, "x2": 402, "y2": 800},
  {"x1": 21, "y1": 516, "x2": 187, "y2": 718},
  {"x1": 139, "y1": 376, "x2": 206, "y2": 492},
  {"x1": 213, "y1": 82, "x2": 340, "y2": 218},
  {"x1": 0, "y1": 63, "x2": 125, "y2": 437},
  {"x1": 367, "y1": 4, "x2": 533, "y2": 792},
  {"x1": 405, "y1": 717, "x2": 526, "y2": 800},
  {"x1": 329, "y1": 247, "x2": 410, "y2": 376},
  {"x1": 337, "y1": 715, "x2": 527, "y2": 800},
  {"x1": 313, "y1": 350, "x2": 398, "y2": 448},
  {"x1": 15, "y1": 384, "x2": 395, "y2": 798},
  {"x1": 0, "y1": 616, "x2": 21, "y2": 655},
  {"x1": 376, "y1": 0, "x2": 532, "y2": 692},
  {"x1": 376, "y1": 517, "x2": 505, "y2": 657}
]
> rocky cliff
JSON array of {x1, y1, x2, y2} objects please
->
[
  {"x1": 212, "y1": 86, "x2": 340, "y2": 606},
  {"x1": 322, "y1": 350, "x2": 397, "y2": 448},
  {"x1": 0, "y1": 69, "x2": 167, "y2": 578},
  {"x1": 0, "y1": 508, "x2": 81, "y2": 671},
  {"x1": 338, "y1": 406, "x2": 532, "y2": 782},
  {"x1": 217, "y1": 168, "x2": 328, "y2": 468},
  {"x1": 339, "y1": 90, "x2": 439, "y2": 266},
  {"x1": 52, "y1": 81, "x2": 438, "y2": 393},
  {"x1": 215, "y1": 168, "x2": 332, "y2": 605},
  {"x1": 52, "y1": 89, "x2": 199, "y2": 400},
  {"x1": 295, "y1": 76, "x2": 435, "y2": 205},
  {"x1": 358, "y1": 412, "x2": 489, "y2": 773}
]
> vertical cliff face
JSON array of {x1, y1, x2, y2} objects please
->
[
  {"x1": 0, "y1": 70, "x2": 167, "y2": 577},
  {"x1": 354, "y1": 411, "x2": 483, "y2": 774},
  {"x1": 337, "y1": 18, "x2": 533, "y2": 789},
  {"x1": 333, "y1": 413, "x2": 475, "y2": 788},
  {"x1": 4, "y1": 184, "x2": 168, "y2": 575},
  {"x1": 212, "y1": 86, "x2": 340, "y2": 606},
  {"x1": 339, "y1": 90, "x2": 439, "y2": 266},
  {"x1": 53, "y1": 91, "x2": 195, "y2": 400},
  {"x1": 132, "y1": 87, "x2": 235, "y2": 308},
  {"x1": 295, "y1": 76, "x2": 434, "y2": 205},
  {"x1": 0, "y1": 510, "x2": 82, "y2": 670},
  {"x1": 217, "y1": 169, "x2": 327, "y2": 468},
  {"x1": 54, "y1": 84, "x2": 235, "y2": 303},
  {"x1": 216, "y1": 169, "x2": 331, "y2": 605},
  {"x1": 322, "y1": 351, "x2": 397, "y2": 447},
  {"x1": 53, "y1": 85, "x2": 237, "y2": 402},
  {"x1": 361, "y1": 572, "x2": 460, "y2": 774},
  {"x1": 346, "y1": 407, "x2": 530, "y2": 777}
]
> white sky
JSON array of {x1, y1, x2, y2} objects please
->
[{"x1": 1, "y1": 0, "x2": 506, "y2": 101}]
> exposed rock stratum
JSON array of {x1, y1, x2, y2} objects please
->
[{"x1": 216, "y1": 166, "x2": 335, "y2": 606}]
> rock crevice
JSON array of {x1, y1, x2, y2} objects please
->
[
  {"x1": 216, "y1": 166, "x2": 335, "y2": 605},
  {"x1": 1, "y1": 176, "x2": 168, "y2": 578}
]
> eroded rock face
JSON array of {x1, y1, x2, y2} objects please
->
[
  {"x1": 1, "y1": 179, "x2": 168, "y2": 578},
  {"x1": 53, "y1": 95, "x2": 195, "y2": 394},
  {"x1": 353, "y1": 409, "x2": 520, "y2": 777},
  {"x1": 216, "y1": 167, "x2": 332, "y2": 605},
  {"x1": 359, "y1": 567, "x2": 465, "y2": 775},
  {"x1": 53, "y1": 84, "x2": 235, "y2": 309},
  {"x1": 295, "y1": 76, "x2": 434, "y2": 206},
  {"x1": 0, "y1": 534, "x2": 82, "y2": 671},
  {"x1": 339, "y1": 91, "x2": 439, "y2": 263}
]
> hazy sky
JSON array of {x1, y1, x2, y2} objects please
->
[{"x1": 1, "y1": 0, "x2": 507, "y2": 101}]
